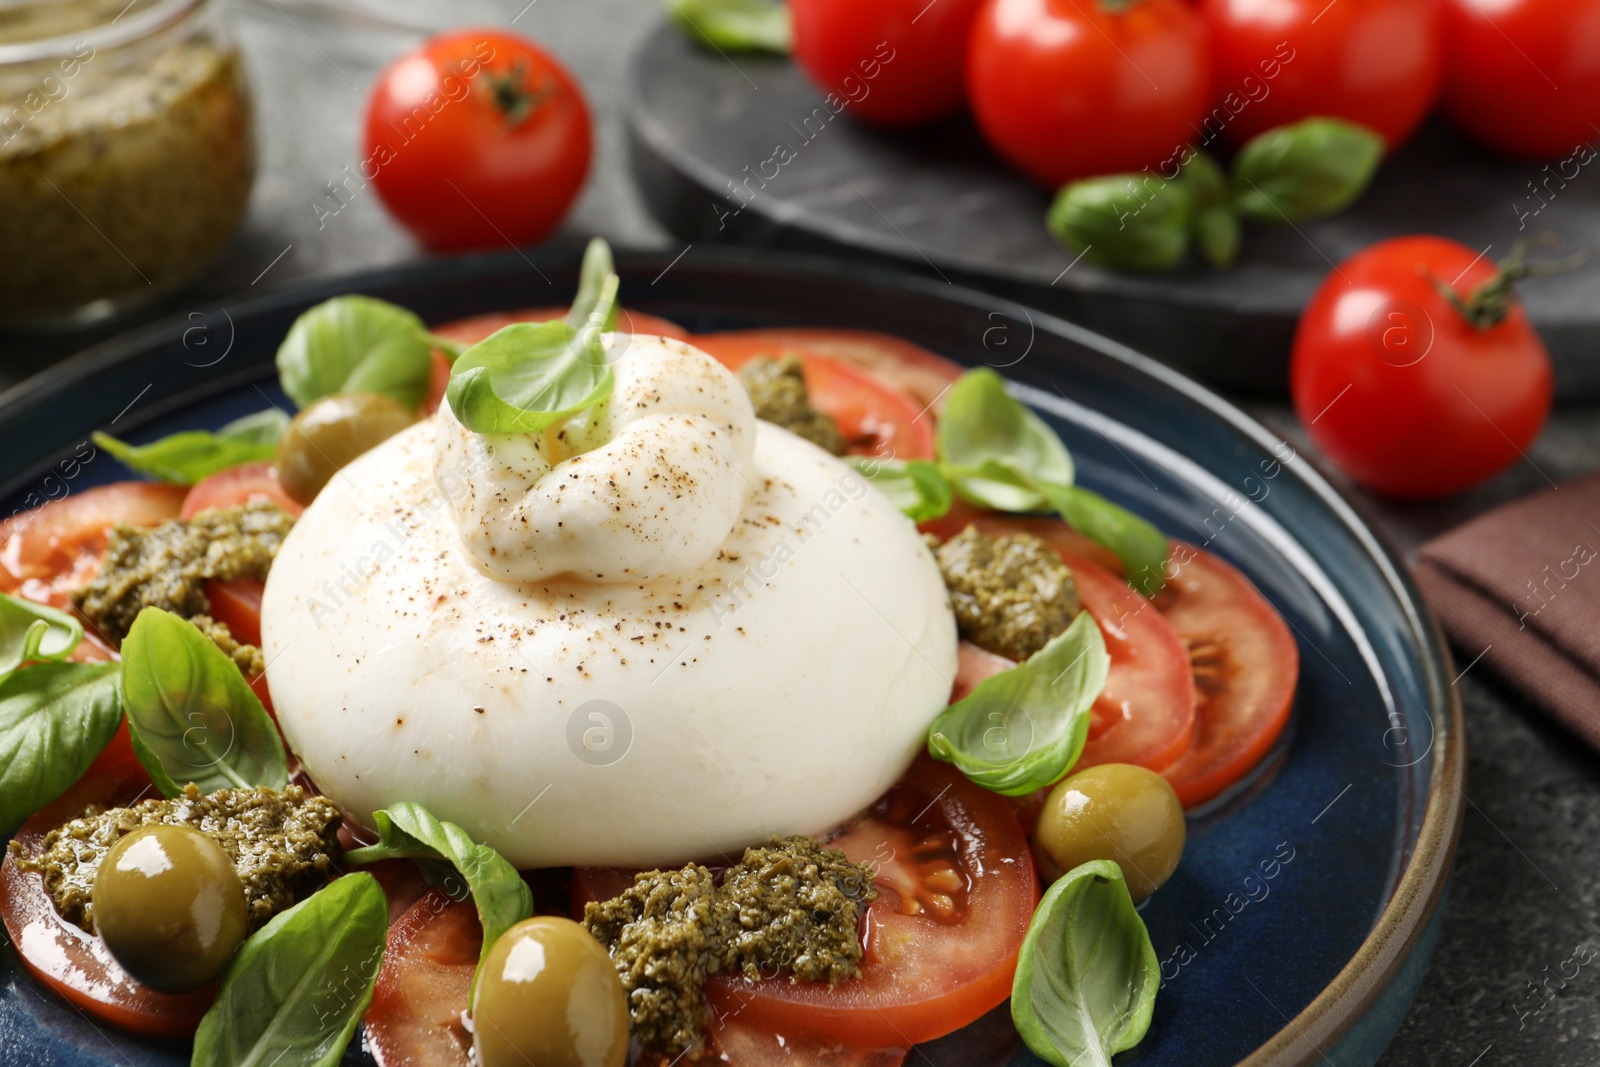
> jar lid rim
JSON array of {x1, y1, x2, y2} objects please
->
[{"x1": 0, "y1": 0, "x2": 200, "y2": 67}]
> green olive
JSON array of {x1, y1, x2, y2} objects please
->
[
  {"x1": 1033, "y1": 763, "x2": 1185, "y2": 903},
  {"x1": 276, "y1": 392, "x2": 416, "y2": 505},
  {"x1": 92, "y1": 824, "x2": 247, "y2": 992},
  {"x1": 473, "y1": 916, "x2": 628, "y2": 1067}
]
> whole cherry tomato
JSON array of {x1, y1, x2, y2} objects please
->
[
  {"x1": 789, "y1": 0, "x2": 986, "y2": 126},
  {"x1": 1291, "y1": 237, "x2": 1554, "y2": 499},
  {"x1": 1200, "y1": 0, "x2": 1442, "y2": 150},
  {"x1": 1441, "y1": 0, "x2": 1600, "y2": 159},
  {"x1": 363, "y1": 30, "x2": 591, "y2": 252},
  {"x1": 966, "y1": 0, "x2": 1211, "y2": 186}
]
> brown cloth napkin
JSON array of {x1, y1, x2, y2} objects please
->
[{"x1": 1414, "y1": 471, "x2": 1600, "y2": 748}]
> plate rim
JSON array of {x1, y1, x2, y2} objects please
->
[{"x1": 0, "y1": 244, "x2": 1465, "y2": 1067}]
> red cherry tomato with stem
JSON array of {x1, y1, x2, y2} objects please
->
[
  {"x1": 1291, "y1": 236, "x2": 1555, "y2": 498},
  {"x1": 1201, "y1": 0, "x2": 1442, "y2": 150},
  {"x1": 364, "y1": 30, "x2": 592, "y2": 252},
  {"x1": 966, "y1": 0, "x2": 1211, "y2": 186}
]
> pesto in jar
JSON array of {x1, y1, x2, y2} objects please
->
[
  {"x1": 11, "y1": 783, "x2": 341, "y2": 933},
  {"x1": 583, "y1": 836, "x2": 877, "y2": 1053},
  {"x1": 738, "y1": 355, "x2": 848, "y2": 455},
  {"x1": 70, "y1": 501, "x2": 293, "y2": 647},
  {"x1": 0, "y1": 20, "x2": 254, "y2": 323},
  {"x1": 930, "y1": 525, "x2": 1081, "y2": 661}
]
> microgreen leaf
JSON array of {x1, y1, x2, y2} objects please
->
[
  {"x1": 1012, "y1": 860, "x2": 1160, "y2": 1067},
  {"x1": 445, "y1": 274, "x2": 619, "y2": 434},
  {"x1": 927, "y1": 613, "x2": 1109, "y2": 795},
  {"x1": 848, "y1": 457, "x2": 953, "y2": 522},
  {"x1": 276, "y1": 295, "x2": 434, "y2": 410},
  {"x1": 937, "y1": 369, "x2": 1073, "y2": 512},
  {"x1": 0, "y1": 662, "x2": 121, "y2": 832},
  {"x1": 0, "y1": 593, "x2": 82, "y2": 679},
  {"x1": 94, "y1": 409, "x2": 289, "y2": 485},
  {"x1": 120, "y1": 607, "x2": 287, "y2": 797}
]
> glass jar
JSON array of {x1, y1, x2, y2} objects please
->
[{"x1": 0, "y1": 0, "x2": 255, "y2": 328}]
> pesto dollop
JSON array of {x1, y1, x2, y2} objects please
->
[
  {"x1": 583, "y1": 836, "x2": 876, "y2": 1053},
  {"x1": 70, "y1": 501, "x2": 293, "y2": 651},
  {"x1": 930, "y1": 525, "x2": 1081, "y2": 661},
  {"x1": 738, "y1": 355, "x2": 847, "y2": 455},
  {"x1": 11, "y1": 783, "x2": 340, "y2": 934}
]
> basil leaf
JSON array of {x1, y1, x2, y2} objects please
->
[
  {"x1": 120, "y1": 607, "x2": 287, "y2": 797},
  {"x1": 569, "y1": 237, "x2": 620, "y2": 332},
  {"x1": 1034, "y1": 483, "x2": 1170, "y2": 598},
  {"x1": 937, "y1": 369, "x2": 1073, "y2": 512},
  {"x1": 0, "y1": 593, "x2": 82, "y2": 678},
  {"x1": 446, "y1": 275, "x2": 618, "y2": 434},
  {"x1": 93, "y1": 409, "x2": 289, "y2": 485},
  {"x1": 1181, "y1": 151, "x2": 1240, "y2": 269},
  {"x1": 344, "y1": 802, "x2": 533, "y2": 967},
  {"x1": 0, "y1": 662, "x2": 121, "y2": 832},
  {"x1": 191, "y1": 872, "x2": 387, "y2": 1067},
  {"x1": 1047, "y1": 173, "x2": 1191, "y2": 273},
  {"x1": 276, "y1": 295, "x2": 434, "y2": 410},
  {"x1": 1232, "y1": 117, "x2": 1384, "y2": 223},
  {"x1": 847, "y1": 457, "x2": 952, "y2": 522},
  {"x1": 666, "y1": 0, "x2": 791, "y2": 53},
  {"x1": 928, "y1": 612, "x2": 1108, "y2": 796},
  {"x1": 1012, "y1": 860, "x2": 1159, "y2": 1067}
]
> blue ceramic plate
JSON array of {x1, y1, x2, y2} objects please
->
[{"x1": 0, "y1": 248, "x2": 1461, "y2": 1067}]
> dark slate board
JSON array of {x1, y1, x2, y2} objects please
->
[{"x1": 625, "y1": 21, "x2": 1600, "y2": 398}]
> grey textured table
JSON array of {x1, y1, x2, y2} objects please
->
[{"x1": 2, "y1": 1, "x2": 1598, "y2": 1063}]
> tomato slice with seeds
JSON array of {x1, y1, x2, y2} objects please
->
[
  {"x1": 690, "y1": 335, "x2": 938, "y2": 461},
  {"x1": 364, "y1": 889, "x2": 481, "y2": 1067},
  {"x1": 929, "y1": 509, "x2": 1196, "y2": 775},
  {"x1": 0, "y1": 482, "x2": 187, "y2": 595},
  {"x1": 181, "y1": 462, "x2": 303, "y2": 520},
  {"x1": 1154, "y1": 542, "x2": 1298, "y2": 807}
]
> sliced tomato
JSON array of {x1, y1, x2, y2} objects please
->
[
  {"x1": 206, "y1": 577, "x2": 264, "y2": 649},
  {"x1": 697, "y1": 757, "x2": 1035, "y2": 1049},
  {"x1": 424, "y1": 350, "x2": 452, "y2": 415},
  {"x1": 0, "y1": 482, "x2": 187, "y2": 594},
  {"x1": 0, "y1": 752, "x2": 201, "y2": 1038},
  {"x1": 1155, "y1": 543, "x2": 1298, "y2": 807},
  {"x1": 690, "y1": 336, "x2": 937, "y2": 461},
  {"x1": 691, "y1": 329, "x2": 964, "y2": 414},
  {"x1": 364, "y1": 889, "x2": 480, "y2": 1067},
  {"x1": 930, "y1": 510, "x2": 1196, "y2": 775},
  {"x1": 429, "y1": 306, "x2": 691, "y2": 348},
  {"x1": 658, "y1": 1016, "x2": 907, "y2": 1067},
  {"x1": 181, "y1": 462, "x2": 303, "y2": 520}
]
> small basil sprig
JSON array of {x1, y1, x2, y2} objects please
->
[
  {"x1": 1047, "y1": 173, "x2": 1192, "y2": 274},
  {"x1": 446, "y1": 273, "x2": 619, "y2": 434},
  {"x1": 847, "y1": 457, "x2": 952, "y2": 522},
  {"x1": 191, "y1": 872, "x2": 388, "y2": 1067},
  {"x1": 1012, "y1": 860, "x2": 1160, "y2": 1067},
  {"x1": 1232, "y1": 117, "x2": 1384, "y2": 223},
  {"x1": 1183, "y1": 151, "x2": 1240, "y2": 269},
  {"x1": 120, "y1": 607, "x2": 287, "y2": 797},
  {"x1": 936, "y1": 370, "x2": 1168, "y2": 594},
  {"x1": 927, "y1": 613, "x2": 1108, "y2": 795},
  {"x1": 666, "y1": 0, "x2": 791, "y2": 53},
  {"x1": 569, "y1": 237, "x2": 621, "y2": 332},
  {"x1": 0, "y1": 662, "x2": 121, "y2": 832},
  {"x1": 0, "y1": 592, "x2": 83, "y2": 679},
  {"x1": 94, "y1": 409, "x2": 289, "y2": 485},
  {"x1": 344, "y1": 802, "x2": 533, "y2": 968},
  {"x1": 276, "y1": 295, "x2": 436, "y2": 410}
]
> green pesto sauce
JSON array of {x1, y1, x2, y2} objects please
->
[
  {"x1": 930, "y1": 525, "x2": 1081, "y2": 661},
  {"x1": 70, "y1": 501, "x2": 293, "y2": 649},
  {"x1": 12, "y1": 784, "x2": 341, "y2": 934},
  {"x1": 584, "y1": 836, "x2": 877, "y2": 1053},
  {"x1": 738, "y1": 355, "x2": 847, "y2": 455}
]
